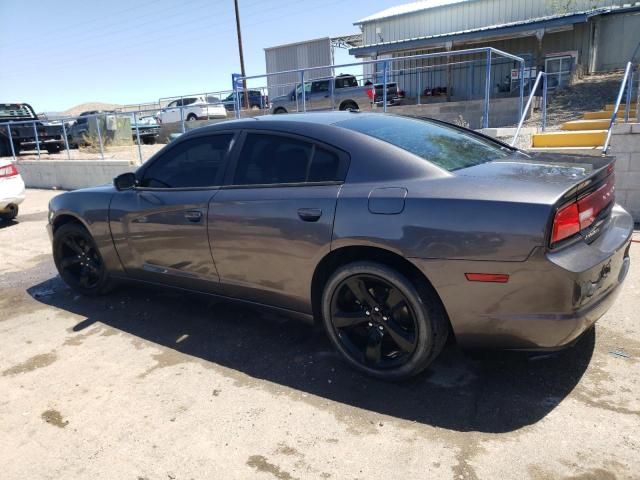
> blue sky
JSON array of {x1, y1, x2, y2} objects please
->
[{"x1": 0, "y1": 0, "x2": 400, "y2": 111}]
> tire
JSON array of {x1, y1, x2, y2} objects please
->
[
  {"x1": 53, "y1": 223, "x2": 113, "y2": 296},
  {"x1": 46, "y1": 144, "x2": 61, "y2": 154},
  {"x1": 340, "y1": 101, "x2": 359, "y2": 111},
  {"x1": 273, "y1": 108, "x2": 287, "y2": 114},
  {"x1": 0, "y1": 204, "x2": 18, "y2": 221},
  {"x1": 321, "y1": 261, "x2": 448, "y2": 380},
  {"x1": 142, "y1": 136, "x2": 157, "y2": 145},
  {"x1": 186, "y1": 114, "x2": 198, "y2": 121}
]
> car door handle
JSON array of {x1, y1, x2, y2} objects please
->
[
  {"x1": 185, "y1": 210, "x2": 203, "y2": 222},
  {"x1": 297, "y1": 208, "x2": 322, "y2": 222}
]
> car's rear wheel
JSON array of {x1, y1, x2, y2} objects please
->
[
  {"x1": 273, "y1": 108, "x2": 287, "y2": 114},
  {"x1": 46, "y1": 144, "x2": 61, "y2": 154},
  {"x1": 186, "y1": 114, "x2": 198, "y2": 121},
  {"x1": 321, "y1": 261, "x2": 448, "y2": 380},
  {"x1": 340, "y1": 101, "x2": 359, "y2": 111},
  {"x1": 53, "y1": 223, "x2": 112, "y2": 296},
  {"x1": 0, "y1": 204, "x2": 18, "y2": 221}
]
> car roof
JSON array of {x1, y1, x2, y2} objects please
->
[{"x1": 191, "y1": 111, "x2": 373, "y2": 131}]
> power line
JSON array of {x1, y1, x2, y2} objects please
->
[
  {"x1": 0, "y1": 0, "x2": 299, "y2": 68},
  {"x1": 0, "y1": 0, "x2": 268, "y2": 63},
  {"x1": 0, "y1": 0, "x2": 348, "y2": 86}
]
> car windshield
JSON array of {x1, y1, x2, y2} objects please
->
[{"x1": 337, "y1": 115, "x2": 512, "y2": 171}]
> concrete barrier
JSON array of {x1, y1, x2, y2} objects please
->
[
  {"x1": 16, "y1": 160, "x2": 137, "y2": 190},
  {"x1": 609, "y1": 123, "x2": 640, "y2": 222}
]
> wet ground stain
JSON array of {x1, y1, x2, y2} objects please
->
[
  {"x1": 247, "y1": 455, "x2": 298, "y2": 480},
  {"x1": 41, "y1": 409, "x2": 69, "y2": 428},
  {"x1": 2, "y1": 351, "x2": 57, "y2": 376}
]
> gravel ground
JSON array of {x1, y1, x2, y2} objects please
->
[
  {"x1": 522, "y1": 71, "x2": 627, "y2": 131},
  {"x1": 1, "y1": 189, "x2": 639, "y2": 480}
]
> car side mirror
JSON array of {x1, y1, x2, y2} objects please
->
[{"x1": 114, "y1": 172, "x2": 137, "y2": 191}]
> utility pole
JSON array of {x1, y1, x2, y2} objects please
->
[{"x1": 233, "y1": 0, "x2": 249, "y2": 110}]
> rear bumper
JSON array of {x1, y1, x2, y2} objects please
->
[
  {"x1": 410, "y1": 204, "x2": 633, "y2": 350},
  {"x1": 0, "y1": 175, "x2": 26, "y2": 210}
]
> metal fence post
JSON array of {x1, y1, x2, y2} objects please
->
[
  {"x1": 331, "y1": 74, "x2": 336, "y2": 110},
  {"x1": 519, "y1": 61, "x2": 525, "y2": 120},
  {"x1": 383, "y1": 60, "x2": 389, "y2": 113},
  {"x1": 133, "y1": 114, "x2": 142, "y2": 165},
  {"x1": 7, "y1": 122, "x2": 16, "y2": 161},
  {"x1": 483, "y1": 49, "x2": 492, "y2": 129},
  {"x1": 300, "y1": 70, "x2": 306, "y2": 112},
  {"x1": 95, "y1": 115, "x2": 105, "y2": 160},
  {"x1": 542, "y1": 74, "x2": 548, "y2": 132},
  {"x1": 417, "y1": 67, "x2": 421, "y2": 105},
  {"x1": 624, "y1": 68, "x2": 634, "y2": 123},
  {"x1": 180, "y1": 97, "x2": 185, "y2": 134},
  {"x1": 60, "y1": 120, "x2": 71, "y2": 161},
  {"x1": 32, "y1": 121, "x2": 41, "y2": 159}
]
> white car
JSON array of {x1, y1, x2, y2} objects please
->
[
  {"x1": 0, "y1": 158, "x2": 25, "y2": 221},
  {"x1": 156, "y1": 96, "x2": 227, "y2": 124}
]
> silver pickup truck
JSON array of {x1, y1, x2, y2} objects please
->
[{"x1": 270, "y1": 74, "x2": 403, "y2": 114}]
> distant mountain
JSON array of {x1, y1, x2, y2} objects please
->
[{"x1": 63, "y1": 102, "x2": 122, "y2": 117}]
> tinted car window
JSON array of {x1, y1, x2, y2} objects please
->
[
  {"x1": 337, "y1": 115, "x2": 511, "y2": 171},
  {"x1": 311, "y1": 81, "x2": 329, "y2": 93},
  {"x1": 335, "y1": 76, "x2": 358, "y2": 88},
  {"x1": 308, "y1": 148, "x2": 341, "y2": 182},
  {"x1": 140, "y1": 134, "x2": 232, "y2": 188},
  {"x1": 234, "y1": 134, "x2": 311, "y2": 185},
  {"x1": 233, "y1": 134, "x2": 344, "y2": 186}
]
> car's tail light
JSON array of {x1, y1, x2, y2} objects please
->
[
  {"x1": 551, "y1": 173, "x2": 615, "y2": 245},
  {"x1": 366, "y1": 88, "x2": 374, "y2": 100},
  {"x1": 0, "y1": 163, "x2": 18, "y2": 178},
  {"x1": 398, "y1": 89, "x2": 406, "y2": 98}
]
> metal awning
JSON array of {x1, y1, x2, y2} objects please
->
[
  {"x1": 349, "y1": 9, "x2": 605, "y2": 57},
  {"x1": 331, "y1": 33, "x2": 363, "y2": 49}
]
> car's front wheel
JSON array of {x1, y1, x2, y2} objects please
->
[
  {"x1": 321, "y1": 261, "x2": 448, "y2": 380},
  {"x1": 53, "y1": 223, "x2": 113, "y2": 296}
]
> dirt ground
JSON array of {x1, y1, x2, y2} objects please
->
[{"x1": 1, "y1": 189, "x2": 639, "y2": 480}]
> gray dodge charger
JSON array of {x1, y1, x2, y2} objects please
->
[{"x1": 47, "y1": 112, "x2": 633, "y2": 380}]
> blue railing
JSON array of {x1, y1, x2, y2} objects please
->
[
  {"x1": 511, "y1": 71, "x2": 550, "y2": 146},
  {"x1": 603, "y1": 61, "x2": 637, "y2": 154},
  {"x1": 233, "y1": 47, "x2": 526, "y2": 129}
]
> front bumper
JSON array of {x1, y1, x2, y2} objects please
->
[{"x1": 411, "y1": 204, "x2": 633, "y2": 350}]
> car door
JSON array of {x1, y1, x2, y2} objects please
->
[
  {"x1": 110, "y1": 132, "x2": 236, "y2": 292},
  {"x1": 309, "y1": 80, "x2": 331, "y2": 111},
  {"x1": 209, "y1": 131, "x2": 348, "y2": 313},
  {"x1": 162, "y1": 100, "x2": 180, "y2": 124}
]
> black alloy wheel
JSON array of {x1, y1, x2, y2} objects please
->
[
  {"x1": 53, "y1": 223, "x2": 112, "y2": 295},
  {"x1": 322, "y1": 261, "x2": 448, "y2": 380},
  {"x1": 330, "y1": 273, "x2": 418, "y2": 369}
]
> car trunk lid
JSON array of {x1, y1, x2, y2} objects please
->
[{"x1": 456, "y1": 152, "x2": 616, "y2": 247}]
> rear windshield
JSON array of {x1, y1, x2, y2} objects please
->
[
  {"x1": 337, "y1": 115, "x2": 511, "y2": 171},
  {"x1": 0, "y1": 103, "x2": 36, "y2": 119}
]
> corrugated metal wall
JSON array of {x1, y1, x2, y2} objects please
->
[
  {"x1": 360, "y1": 0, "x2": 628, "y2": 45},
  {"x1": 595, "y1": 11, "x2": 640, "y2": 70},
  {"x1": 383, "y1": 26, "x2": 594, "y2": 99},
  {"x1": 265, "y1": 38, "x2": 333, "y2": 99}
]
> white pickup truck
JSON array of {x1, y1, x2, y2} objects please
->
[
  {"x1": 156, "y1": 96, "x2": 227, "y2": 124},
  {"x1": 270, "y1": 74, "x2": 404, "y2": 114}
]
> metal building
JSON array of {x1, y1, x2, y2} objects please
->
[
  {"x1": 264, "y1": 35, "x2": 363, "y2": 99},
  {"x1": 349, "y1": 0, "x2": 640, "y2": 100}
]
